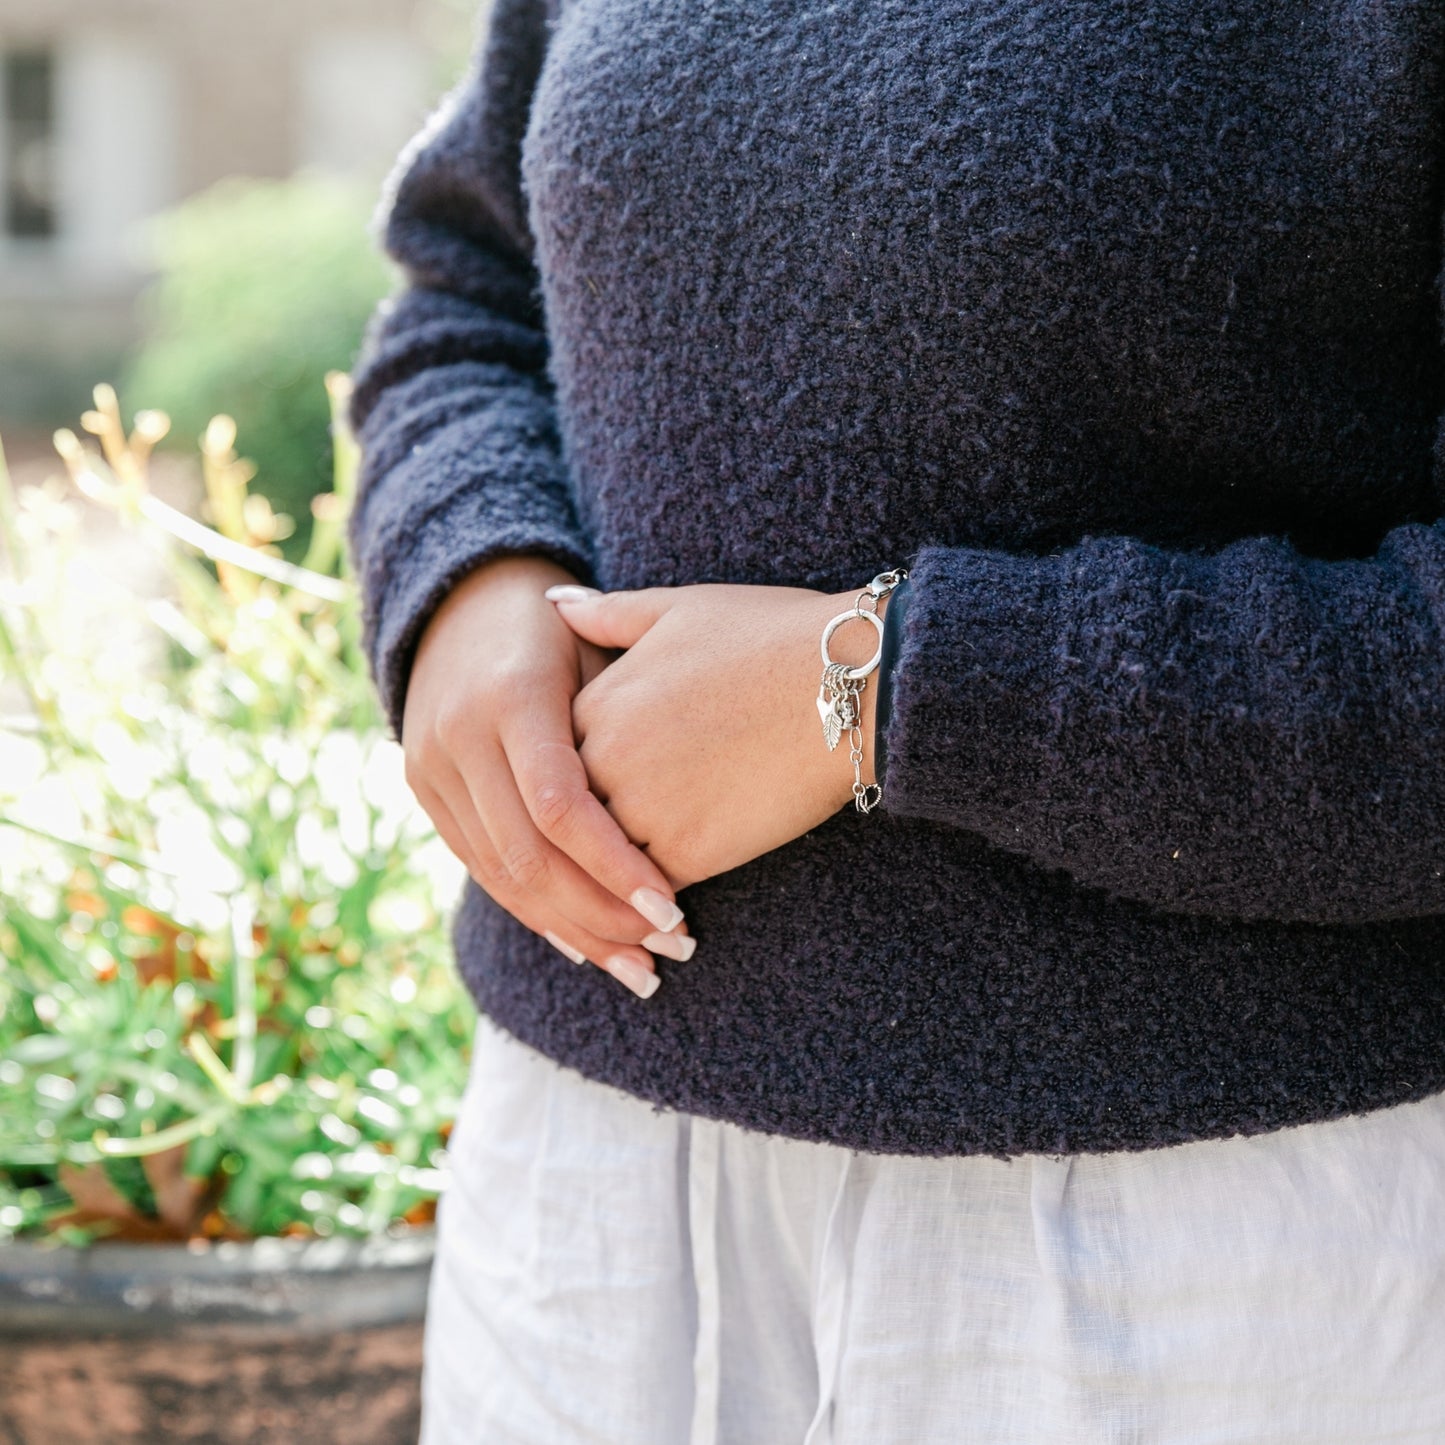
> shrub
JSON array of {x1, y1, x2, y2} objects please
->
[
  {"x1": 0, "y1": 383, "x2": 473, "y2": 1245},
  {"x1": 124, "y1": 175, "x2": 394, "y2": 560}
]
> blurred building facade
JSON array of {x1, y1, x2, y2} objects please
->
[{"x1": 0, "y1": 0, "x2": 468, "y2": 421}]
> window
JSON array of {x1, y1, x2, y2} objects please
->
[{"x1": 4, "y1": 51, "x2": 58, "y2": 239}]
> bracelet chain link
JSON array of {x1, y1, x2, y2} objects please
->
[{"x1": 817, "y1": 568, "x2": 908, "y2": 814}]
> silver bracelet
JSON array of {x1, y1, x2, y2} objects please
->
[{"x1": 816, "y1": 568, "x2": 908, "y2": 813}]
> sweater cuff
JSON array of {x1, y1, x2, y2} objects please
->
[
  {"x1": 878, "y1": 542, "x2": 1063, "y2": 826},
  {"x1": 362, "y1": 485, "x2": 594, "y2": 744},
  {"x1": 871, "y1": 575, "x2": 911, "y2": 788}
]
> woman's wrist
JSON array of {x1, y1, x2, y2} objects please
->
[
  {"x1": 418, "y1": 554, "x2": 587, "y2": 668},
  {"x1": 806, "y1": 585, "x2": 893, "y2": 800},
  {"x1": 461, "y1": 552, "x2": 588, "y2": 600}
]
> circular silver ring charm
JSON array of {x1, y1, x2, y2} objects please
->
[{"x1": 820, "y1": 607, "x2": 885, "y2": 680}]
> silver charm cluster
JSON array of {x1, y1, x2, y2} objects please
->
[
  {"x1": 816, "y1": 568, "x2": 907, "y2": 814},
  {"x1": 816, "y1": 661, "x2": 858, "y2": 752}
]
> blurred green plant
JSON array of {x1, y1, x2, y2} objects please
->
[
  {"x1": 124, "y1": 175, "x2": 394, "y2": 562},
  {"x1": 0, "y1": 382, "x2": 473, "y2": 1247}
]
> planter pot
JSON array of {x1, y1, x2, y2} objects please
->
[{"x1": 0, "y1": 1229, "x2": 434, "y2": 1445}]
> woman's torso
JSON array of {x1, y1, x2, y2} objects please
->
[
  {"x1": 523, "y1": 0, "x2": 1442, "y2": 589},
  {"x1": 455, "y1": 0, "x2": 1445, "y2": 1158}
]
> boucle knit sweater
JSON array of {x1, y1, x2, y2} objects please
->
[{"x1": 348, "y1": 0, "x2": 1445, "y2": 1158}]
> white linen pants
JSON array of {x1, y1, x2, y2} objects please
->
[{"x1": 421, "y1": 1013, "x2": 1445, "y2": 1444}]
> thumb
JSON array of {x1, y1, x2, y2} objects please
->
[{"x1": 543, "y1": 584, "x2": 675, "y2": 650}]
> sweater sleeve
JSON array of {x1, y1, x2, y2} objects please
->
[
  {"x1": 346, "y1": 0, "x2": 593, "y2": 744},
  {"x1": 876, "y1": 454, "x2": 1445, "y2": 926}
]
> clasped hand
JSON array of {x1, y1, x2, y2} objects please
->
[{"x1": 401, "y1": 555, "x2": 879, "y2": 995}]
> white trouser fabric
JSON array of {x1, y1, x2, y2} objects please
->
[{"x1": 421, "y1": 1013, "x2": 1445, "y2": 1445}]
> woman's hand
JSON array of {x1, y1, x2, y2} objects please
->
[
  {"x1": 401, "y1": 555, "x2": 693, "y2": 998},
  {"x1": 547, "y1": 581, "x2": 882, "y2": 890}
]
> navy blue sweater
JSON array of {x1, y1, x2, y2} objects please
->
[{"x1": 349, "y1": 0, "x2": 1445, "y2": 1157}]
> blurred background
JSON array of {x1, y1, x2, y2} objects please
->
[
  {"x1": 1, "y1": 0, "x2": 472, "y2": 532},
  {"x1": 0, "y1": 5, "x2": 486, "y2": 1439}
]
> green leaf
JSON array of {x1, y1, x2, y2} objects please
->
[{"x1": 7, "y1": 1034, "x2": 72, "y2": 1065}]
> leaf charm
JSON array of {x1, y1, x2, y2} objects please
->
[{"x1": 817, "y1": 692, "x2": 843, "y2": 750}]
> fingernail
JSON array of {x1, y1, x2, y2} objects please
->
[
  {"x1": 544, "y1": 930, "x2": 587, "y2": 965},
  {"x1": 644, "y1": 930, "x2": 696, "y2": 961},
  {"x1": 604, "y1": 954, "x2": 661, "y2": 999},
  {"x1": 631, "y1": 886, "x2": 684, "y2": 933},
  {"x1": 543, "y1": 584, "x2": 601, "y2": 602}
]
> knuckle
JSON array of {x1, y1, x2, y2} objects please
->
[
  {"x1": 405, "y1": 726, "x2": 444, "y2": 773},
  {"x1": 500, "y1": 656, "x2": 551, "y2": 690},
  {"x1": 531, "y1": 780, "x2": 583, "y2": 836},
  {"x1": 431, "y1": 700, "x2": 474, "y2": 751},
  {"x1": 501, "y1": 839, "x2": 551, "y2": 892},
  {"x1": 483, "y1": 664, "x2": 524, "y2": 704},
  {"x1": 473, "y1": 848, "x2": 513, "y2": 895},
  {"x1": 490, "y1": 660, "x2": 554, "y2": 709}
]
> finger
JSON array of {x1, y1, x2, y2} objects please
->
[
  {"x1": 409, "y1": 775, "x2": 486, "y2": 884},
  {"x1": 486, "y1": 884, "x2": 661, "y2": 991},
  {"x1": 503, "y1": 701, "x2": 689, "y2": 935},
  {"x1": 420, "y1": 772, "x2": 668, "y2": 998},
  {"x1": 544, "y1": 585, "x2": 674, "y2": 651},
  {"x1": 530, "y1": 916, "x2": 663, "y2": 1000},
  {"x1": 431, "y1": 756, "x2": 525, "y2": 886},
  {"x1": 431, "y1": 836, "x2": 666, "y2": 1000},
  {"x1": 451, "y1": 743, "x2": 686, "y2": 946}
]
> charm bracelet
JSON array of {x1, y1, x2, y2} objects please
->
[{"x1": 816, "y1": 568, "x2": 908, "y2": 813}]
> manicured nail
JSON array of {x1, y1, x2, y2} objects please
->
[
  {"x1": 543, "y1": 584, "x2": 601, "y2": 602},
  {"x1": 544, "y1": 930, "x2": 587, "y2": 965},
  {"x1": 604, "y1": 954, "x2": 661, "y2": 999},
  {"x1": 631, "y1": 886, "x2": 684, "y2": 933},
  {"x1": 644, "y1": 930, "x2": 696, "y2": 962}
]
